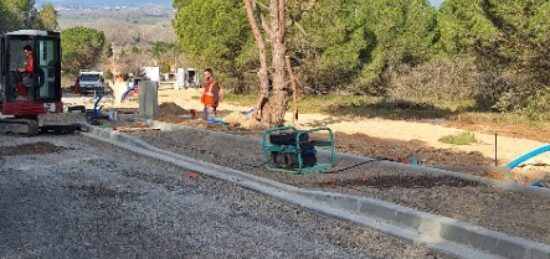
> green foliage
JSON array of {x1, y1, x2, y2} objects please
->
[
  {"x1": 171, "y1": 0, "x2": 548, "y2": 120},
  {"x1": 288, "y1": 0, "x2": 438, "y2": 93},
  {"x1": 160, "y1": 62, "x2": 171, "y2": 74},
  {"x1": 171, "y1": 0, "x2": 438, "y2": 94},
  {"x1": 288, "y1": 0, "x2": 371, "y2": 92},
  {"x1": 103, "y1": 44, "x2": 113, "y2": 58},
  {"x1": 351, "y1": 0, "x2": 437, "y2": 92},
  {"x1": 366, "y1": 0, "x2": 437, "y2": 64},
  {"x1": 438, "y1": 0, "x2": 549, "y2": 114},
  {"x1": 437, "y1": 0, "x2": 499, "y2": 54},
  {"x1": 150, "y1": 41, "x2": 179, "y2": 58},
  {"x1": 61, "y1": 27, "x2": 106, "y2": 75},
  {"x1": 172, "y1": 0, "x2": 250, "y2": 86},
  {"x1": 104, "y1": 70, "x2": 114, "y2": 80},
  {"x1": 522, "y1": 88, "x2": 550, "y2": 121},
  {"x1": 132, "y1": 46, "x2": 141, "y2": 54},
  {"x1": 529, "y1": 1, "x2": 550, "y2": 44},
  {"x1": 438, "y1": 132, "x2": 478, "y2": 145},
  {"x1": 0, "y1": 0, "x2": 59, "y2": 33},
  {"x1": 36, "y1": 3, "x2": 58, "y2": 30},
  {"x1": 0, "y1": 0, "x2": 39, "y2": 32},
  {"x1": 3, "y1": 0, "x2": 37, "y2": 29},
  {"x1": 0, "y1": 2, "x2": 9, "y2": 32}
]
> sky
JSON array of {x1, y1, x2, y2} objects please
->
[{"x1": 430, "y1": 0, "x2": 444, "y2": 7}]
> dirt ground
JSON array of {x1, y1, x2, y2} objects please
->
[
  {"x1": 446, "y1": 116, "x2": 550, "y2": 143},
  {"x1": 0, "y1": 134, "x2": 444, "y2": 258},
  {"x1": 0, "y1": 142, "x2": 67, "y2": 157},
  {"x1": 115, "y1": 105, "x2": 490, "y2": 168},
  {"x1": 133, "y1": 128, "x2": 550, "y2": 245},
  {"x1": 111, "y1": 111, "x2": 543, "y2": 182},
  {"x1": 334, "y1": 133, "x2": 490, "y2": 167},
  {"x1": 62, "y1": 89, "x2": 550, "y2": 179}
]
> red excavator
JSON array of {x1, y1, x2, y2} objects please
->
[{"x1": 0, "y1": 30, "x2": 83, "y2": 135}]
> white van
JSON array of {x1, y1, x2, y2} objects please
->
[{"x1": 78, "y1": 71, "x2": 104, "y2": 95}]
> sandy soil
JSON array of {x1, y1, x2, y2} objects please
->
[
  {"x1": 62, "y1": 88, "x2": 549, "y2": 177},
  {"x1": 0, "y1": 134, "x2": 444, "y2": 258}
]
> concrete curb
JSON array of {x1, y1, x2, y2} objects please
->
[
  {"x1": 83, "y1": 125, "x2": 550, "y2": 259},
  {"x1": 145, "y1": 119, "x2": 550, "y2": 198}
]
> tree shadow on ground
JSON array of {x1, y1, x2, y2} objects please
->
[{"x1": 322, "y1": 99, "x2": 458, "y2": 120}]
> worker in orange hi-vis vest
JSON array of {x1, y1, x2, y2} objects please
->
[
  {"x1": 15, "y1": 45, "x2": 34, "y2": 100},
  {"x1": 200, "y1": 68, "x2": 223, "y2": 120}
]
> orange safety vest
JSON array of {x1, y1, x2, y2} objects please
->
[
  {"x1": 25, "y1": 55, "x2": 34, "y2": 74},
  {"x1": 201, "y1": 79, "x2": 222, "y2": 107}
]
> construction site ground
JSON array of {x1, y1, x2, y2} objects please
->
[
  {"x1": 0, "y1": 134, "x2": 446, "y2": 258},
  {"x1": 126, "y1": 127, "x2": 550, "y2": 245},
  {"x1": 62, "y1": 88, "x2": 550, "y2": 184},
  {"x1": 1, "y1": 90, "x2": 548, "y2": 257}
]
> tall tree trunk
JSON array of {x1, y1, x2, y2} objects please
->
[
  {"x1": 285, "y1": 55, "x2": 298, "y2": 124},
  {"x1": 269, "y1": 0, "x2": 287, "y2": 126},
  {"x1": 243, "y1": 0, "x2": 270, "y2": 120}
]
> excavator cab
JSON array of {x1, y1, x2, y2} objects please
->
[
  {"x1": 1, "y1": 30, "x2": 62, "y2": 114},
  {"x1": 0, "y1": 30, "x2": 82, "y2": 135}
]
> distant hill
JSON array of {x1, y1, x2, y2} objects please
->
[{"x1": 36, "y1": 0, "x2": 173, "y2": 7}]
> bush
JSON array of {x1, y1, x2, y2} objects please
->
[
  {"x1": 523, "y1": 88, "x2": 550, "y2": 121},
  {"x1": 387, "y1": 56, "x2": 479, "y2": 101},
  {"x1": 104, "y1": 70, "x2": 113, "y2": 80},
  {"x1": 160, "y1": 62, "x2": 171, "y2": 74},
  {"x1": 439, "y1": 132, "x2": 478, "y2": 145}
]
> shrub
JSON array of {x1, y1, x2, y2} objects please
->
[
  {"x1": 104, "y1": 70, "x2": 113, "y2": 80},
  {"x1": 523, "y1": 88, "x2": 550, "y2": 121},
  {"x1": 439, "y1": 132, "x2": 478, "y2": 145}
]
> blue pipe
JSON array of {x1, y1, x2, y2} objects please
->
[
  {"x1": 507, "y1": 144, "x2": 550, "y2": 169},
  {"x1": 531, "y1": 180, "x2": 546, "y2": 187},
  {"x1": 207, "y1": 117, "x2": 226, "y2": 125}
]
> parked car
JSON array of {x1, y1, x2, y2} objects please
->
[{"x1": 78, "y1": 71, "x2": 104, "y2": 95}]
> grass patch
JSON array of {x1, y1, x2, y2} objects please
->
[
  {"x1": 223, "y1": 93, "x2": 257, "y2": 106},
  {"x1": 439, "y1": 132, "x2": 478, "y2": 145}
]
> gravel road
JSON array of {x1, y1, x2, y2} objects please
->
[
  {"x1": 133, "y1": 129, "x2": 550, "y2": 245},
  {"x1": 0, "y1": 134, "x2": 444, "y2": 258}
]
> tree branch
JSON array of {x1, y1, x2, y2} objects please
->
[
  {"x1": 243, "y1": 0, "x2": 270, "y2": 120},
  {"x1": 304, "y1": 0, "x2": 318, "y2": 13},
  {"x1": 260, "y1": 13, "x2": 271, "y2": 36},
  {"x1": 279, "y1": 0, "x2": 286, "y2": 42}
]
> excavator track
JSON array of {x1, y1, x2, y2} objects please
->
[{"x1": 0, "y1": 118, "x2": 39, "y2": 136}]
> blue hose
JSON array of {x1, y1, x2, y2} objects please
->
[
  {"x1": 531, "y1": 180, "x2": 545, "y2": 187},
  {"x1": 507, "y1": 144, "x2": 550, "y2": 169},
  {"x1": 207, "y1": 117, "x2": 226, "y2": 125}
]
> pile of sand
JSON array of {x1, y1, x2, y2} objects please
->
[
  {"x1": 158, "y1": 102, "x2": 187, "y2": 117},
  {"x1": 223, "y1": 111, "x2": 263, "y2": 130}
]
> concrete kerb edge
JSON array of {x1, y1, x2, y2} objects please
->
[
  {"x1": 86, "y1": 126, "x2": 297, "y2": 192},
  {"x1": 295, "y1": 188, "x2": 550, "y2": 258},
  {"x1": 84, "y1": 125, "x2": 550, "y2": 259},
  {"x1": 145, "y1": 119, "x2": 550, "y2": 198},
  {"x1": 82, "y1": 127, "x2": 494, "y2": 259}
]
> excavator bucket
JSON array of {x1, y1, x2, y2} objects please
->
[{"x1": 38, "y1": 112, "x2": 88, "y2": 133}]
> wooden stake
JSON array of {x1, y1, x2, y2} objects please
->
[
  {"x1": 285, "y1": 55, "x2": 298, "y2": 124},
  {"x1": 495, "y1": 133, "x2": 498, "y2": 166}
]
